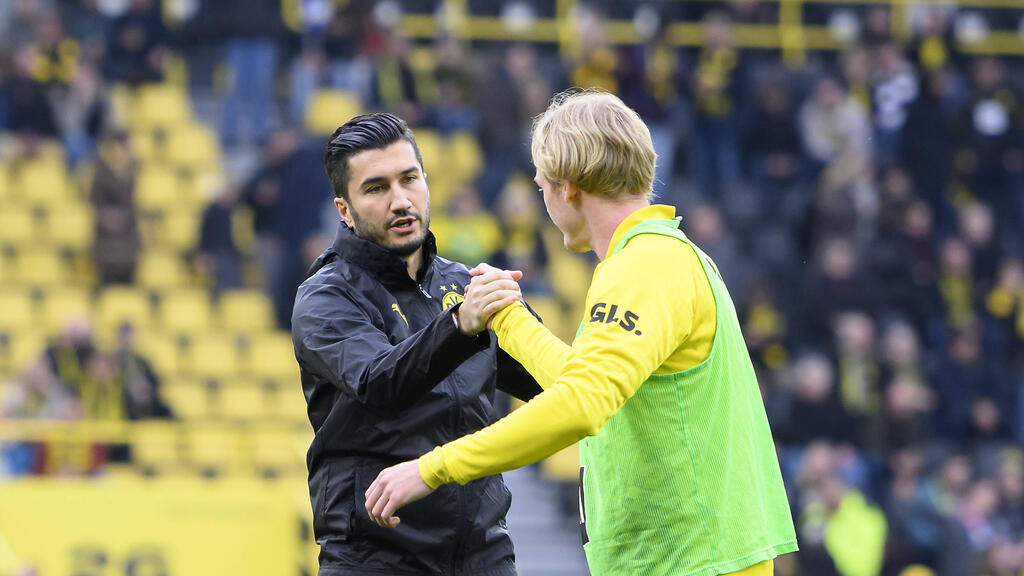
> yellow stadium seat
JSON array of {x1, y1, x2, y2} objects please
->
[
  {"x1": 160, "y1": 209, "x2": 200, "y2": 252},
  {"x1": 217, "y1": 384, "x2": 266, "y2": 421},
  {"x1": 130, "y1": 128, "x2": 159, "y2": 163},
  {"x1": 0, "y1": 329, "x2": 46, "y2": 375},
  {"x1": 0, "y1": 163, "x2": 11, "y2": 203},
  {"x1": 413, "y1": 129, "x2": 442, "y2": 179},
  {"x1": 12, "y1": 246, "x2": 70, "y2": 287},
  {"x1": 40, "y1": 287, "x2": 92, "y2": 332},
  {"x1": 96, "y1": 286, "x2": 153, "y2": 334},
  {"x1": 13, "y1": 158, "x2": 71, "y2": 207},
  {"x1": 305, "y1": 89, "x2": 362, "y2": 136},
  {"x1": 136, "y1": 250, "x2": 190, "y2": 289},
  {"x1": 131, "y1": 421, "x2": 183, "y2": 474},
  {"x1": 42, "y1": 203, "x2": 94, "y2": 249},
  {"x1": 449, "y1": 131, "x2": 484, "y2": 184},
  {"x1": 0, "y1": 289, "x2": 35, "y2": 331},
  {"x1": 0, "y1": 205, "x2": 37, "y2": 247},
  {"x1": 136, "y1": 331, "x2": 181, "y2": 376},
  {"x1": 166, "y1": 124, "x2": 221, "y2": 172},
  {"x1": 107, "y1": 83, "x2": 133, "y2": 129},
  {"x1": 133, "y1": 84, "x2": 192, "y2": 130},
  {"x1": 184, "y1": 333, "x2": 239, "y2": 379},
  {"x1": 187, "y1": 423, "x2": 243, "y2": 476},
  {"x1": 158, "y1": 289, "x2": 212, "y2": 335},
  {"x1": 246, "y1": 333, "x2": 298, "y2": 380},
  {"x1": 218, "y1": 289, "x2": 275, "y2": 333},
  {"x1": 252, "y1": 423, "x2": 305, "y2": 475},
  {"x1": 265, "y1": 381, "x2": 308, "y2": 422},
  {"x1": 162, "y1": 377, "x2": 213, "y2": 420},
  {"x1": 136, "y1": 165, "x2": 179, "y2": 213}
]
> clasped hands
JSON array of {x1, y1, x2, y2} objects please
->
[{"x1": 364, "y1": 263, "x2": 523, "y2": 529}]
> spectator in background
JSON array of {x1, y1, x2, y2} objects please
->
[
  {"x1": 5, "y1": 45, "x2": 59, "y2": 137},
  {"x1": 474, "y1": 44, "x2": 547, "y2": 207},
  {"x1": 112, "y1": 323, "x2": 171, "y2": 421},
  {"x1": 800, "y1": 237, "x2": 876, "y2": 343},
  {"x1": 430, "y1": 185, "x2": 500, "y2": 267},
  {"x1": 30, "y1": 14, "x2": 104, "y2": 165},
  {"x1": 197, "y1": 183, "x2": 243, "y2": 295},
  {"x1": 832, "y1": 311, "x2": 881, "y2": 447},
  {"x1": 0, "y1": 0, "x2": 46, "y2": 53},
  {"x1": 799, "y1": 76, "x2": 874, "y2": 238},
  {"x1": 38, "y1": 317, "x2": 99, "y2": 417},
  {"x1": 568, "y1": 5, "x2": 617, "y2": 95},
  {"x1": 959, "y1": 57, "x2": 1023, "y2": 238},
  {"x1": 839, "y1": 46, "x2": 872, "y2": 114},
  {"x1": 775, "y1": 353, "x2": 857, "y2": 447},
  {"x1": 212, "y1": 0, "x2": 283, "y2": 147},
  {"x1": 103, "y1": 0, "x2": 165, "y2": 85},
  {"x1": 959, "y1": 201, "x2": 1000, "y2": 293},
  {"x1": 241, "y1": 128, "x2": 298, "y2": 305},
  {"x1": 983, "y1": 258, "x2": 1024, "y2": 368},
  {"x1": 370, "y1": 30, "x2": 423, "y2": 126},
  {"x1": 264, "y1": 133, "x2": 333, "y2": 328},
  {"x1": 89, "y1": 131, "x2": 140, "y2": 285},
  {"x1": 57, "y1": 0, "x2": 107, "y2": 66},
  {"x1": 870, "y1": 42, "x2": 918, "y2": 164},
  {"x1": 690, "y1": 10, "x2": 742, "y2": 198},
  {"x1": 430, "y1": 37, "x2": 477, "y2": 134},
  {"x1": 685, "y1": 202, "x2": 748, "y2": 296},
  {"x1": 490, "y1": 176, "x2": 549, "y2": 294},
  {"x1": 618, "y1": 16, "x2": 686, "y2": 199},
  {"x1": 288, "y1": 0, "x2": 370, "y2": 125},
  {"x1": 742, "y1": 80, "x2": 803, "y2": 212},
  {"x1": 901, "y1": 67, "x2": 960, "y2": 234},
  {"x1": 937, "y1": 237, "x2": 976, "y2": 332},
  {"x1": 992, "y1": 452, "x2": 1024, "y2": 544},
  {"x1": 934, "y1": 326, "x2": 1013, "y2": 443}
]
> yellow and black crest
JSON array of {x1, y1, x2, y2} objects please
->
[{"x1": 440, "y1": 283, "x2": 465, "y2": 311}]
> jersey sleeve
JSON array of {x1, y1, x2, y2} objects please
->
[
  {"x1": 419, "y1": 236, "x2": 699, "y2": 487},
  {"x1": 489, "y1": 303, "x2": 574, "y2": 390}
]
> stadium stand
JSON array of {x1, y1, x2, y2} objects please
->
[{"x1": 1, "y1": 1, "x2": 1023, "y2": 574}]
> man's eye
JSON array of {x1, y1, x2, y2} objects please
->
[
  {"x1": 403, "y1": 175, "x2": 417, "y2": 183},
  {"x1": 367, "y1": 185, "x2": 383, "y2": 193}
]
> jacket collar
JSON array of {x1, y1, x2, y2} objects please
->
[{"x1": 330, "y1": 221, "x2": 437, "y2": 287}]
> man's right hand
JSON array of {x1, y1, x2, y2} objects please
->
[{"x1": 456, "y1": 265, "x2": 523, "y2": 335}]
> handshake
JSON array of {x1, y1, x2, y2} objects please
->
[{"x1": 455, "y1": 263, "x2": 524, "y2": 336}]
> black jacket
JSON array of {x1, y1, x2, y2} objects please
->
[{"x1": 292, "y1": 223, "x2": 542, "y2": 576}]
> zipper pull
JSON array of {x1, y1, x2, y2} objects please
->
[{"x1": 418, "y1": 284, "x2": 432, "y2": 299}]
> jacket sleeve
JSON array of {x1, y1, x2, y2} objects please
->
[
  {"x1": 493, "y1": 299, "x2": 544, "y2": 402},
  {"x1": 293, "y1": 283, "x2": 490, "y2": 411},
  {"x1": 494, "y1": 348, "x2": 543, "y2": 402}
]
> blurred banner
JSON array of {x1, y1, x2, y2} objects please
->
[{"x1": 0, "y1": 478, "x2": 304, "y2": 575}]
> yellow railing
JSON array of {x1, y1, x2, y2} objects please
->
[{"x1": 389, "y1": 0, "x2": 1023, "y2": 57}]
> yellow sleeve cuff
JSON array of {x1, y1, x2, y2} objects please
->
[
  {"x1": 418, "y1": 446, "x2": 453, "y2": 489},
  {"x1": 490, "y1": 301, "x2": 528, "y2": 334}
]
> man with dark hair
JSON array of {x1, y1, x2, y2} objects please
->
[{"x1": 291, "y1": 112, "x2": 541, "y2": 576}]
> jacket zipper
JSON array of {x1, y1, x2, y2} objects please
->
[{"x1": 420, "y1": 279, "x2": 467, "y2": 575}]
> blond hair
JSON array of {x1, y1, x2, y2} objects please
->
[{"x1": 531, "y1": 89, "x2": 657, "y2": 200}]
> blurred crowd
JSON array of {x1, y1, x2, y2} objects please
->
[{"x1": 2, "y1": 1, "x2": 1024, "y2": 575}]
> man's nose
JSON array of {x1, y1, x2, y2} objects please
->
[{"x1": 391, "y1": 186, "x2": 414, "y2": 211}]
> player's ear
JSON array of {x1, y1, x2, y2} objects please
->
[
  {"x1": 335, "y1": 197, "x2": 354, "y2": 228},
  {"x1": 564, "y1": 181, "x2": 581, "y2": 203}
]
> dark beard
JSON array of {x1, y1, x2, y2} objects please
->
[{"x1": 350, "y1": 206, "x2": 430, "y2": 257}]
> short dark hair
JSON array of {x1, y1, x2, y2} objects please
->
[{"x1": 324, "y1": 113, "x2": 423, "y2": 199}]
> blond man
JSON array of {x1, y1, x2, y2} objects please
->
[{"x1": 366, "y1": 90, "x2": 798, "y2": 576}]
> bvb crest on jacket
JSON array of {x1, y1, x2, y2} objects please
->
[{"x1": 440, "y1": 283, "x2": 465, "y2": 311}]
